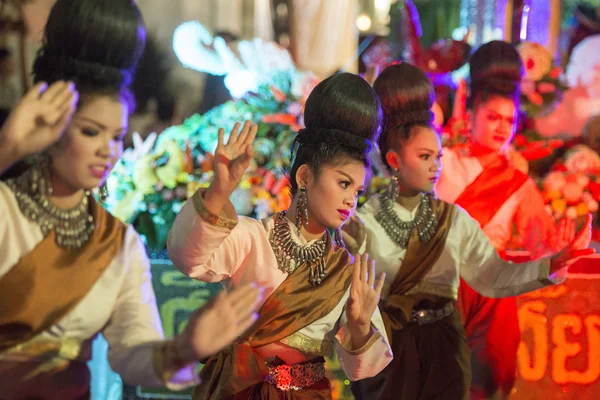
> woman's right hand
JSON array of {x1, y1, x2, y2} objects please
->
[
  {"x1": 1, "y1": 81, "x2": 78, "y2": 161},
  {"x1": 210, "y1": 121, "x2": 258, "y2": 197}
]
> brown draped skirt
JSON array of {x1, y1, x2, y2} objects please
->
[
  {"x1": 351, "y1": 310, "x2": 471, "y2": 400},
  {"x1": 0, "y1": 360, "x2": 90, "y2": 400}
]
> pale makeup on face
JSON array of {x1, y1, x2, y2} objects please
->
[
  {"x1": 471, "y1": 96, "x2": 517, "y2": 153},
  {"x1": 48, "y1": 95, "x2": 128, "y2": 207}
]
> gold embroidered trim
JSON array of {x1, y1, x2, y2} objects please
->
[
  {"x1": 191, "y1": 190, "x2": 238, "y2": 230},
  {"x1": 152, "y1": 341, "x2": 190, "y2": 384},
  {"x1": 537, "y1": 258, "x2": 554, "y2": 285},
  {"x1": 0, "y1": 337, "x2": 83, "y2": 363},
  {"x1": 340, "y1": 331, "x2": 382, "y2": 356},
  {"x1": 405, "y1": 281, "x2": 458, "y2": 300},
  {"x1": 280, "y1": 332, "x2": 334, "y2": 357}
]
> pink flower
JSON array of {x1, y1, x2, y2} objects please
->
[
  {"x1": 587, "y1": 199, "x2": 599, "y2": 213},
  {"x1": 517, "y1": 42, "x2": 552, "y2": 81},
  {"x1": 576, "y1": 173, "x2": 590, "y2": 187},
  {"x1": 549, "y1": 67, "x2": 562, "y2": 79},
  {"x1": 566, "y1": 206, "x2": 578, "y2": 219},
  {"x1": 543, "y1": 171, "x2": 566, "y2": 192},
  {"x1": 564, "y1": 145, "x2": 600, "y2": 174},
  {"x1": 527, "y1": 91, "x2": 544, "y2": 106},
  {"x1": 537, "y1": 82, "x2": 556, "y2": 94},
  {"x1": 562, "y1": 182, "x2": 584, "y2": 204},
  {"x1": 520, "y1": 79, "x2": 536, "y2": 95}
]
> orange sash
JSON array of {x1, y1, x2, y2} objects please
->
[
  {"x1": 0, "y1": 198, "x2": 126, "y2": 349},
  {"x1": 454, "y1": 157, "x2": 529, "y2": 227},
  {"x1": 194, "y1": 231, "x2": 353, "y2": 400}
]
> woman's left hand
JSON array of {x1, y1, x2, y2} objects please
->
[
  {"x1": 550, "y1": 214, "x2": 595, "y2": 275},
  {"x1": 346, "y1": 253, "x2": 385, "y2": 348}
]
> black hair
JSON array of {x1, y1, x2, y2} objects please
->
[
  {"x1": 0, "y1": 48, "x2": 11, "y2": 62},
  {"x1": 1, "y1": 0, "x2": 146, "y2": 181},
  {"x1": 468, "y1": 40, "x2": 523, "y2": 110},
  {"x1": 289, "y1": 72, "x2": 382, "y2": 195},
  {"x1": 373, "y1": 63, "x2": 435, "y2": 170},
  {"x1": 32, "y1": 0, "x2": 146, "y2": 109}
]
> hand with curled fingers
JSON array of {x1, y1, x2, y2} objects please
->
[
  {"x1": 0, "y1": 81, "x2": 78, "y2": 162},
  {"x1": 173, "y1": 283, "x2": 264, "y2": 362},
  {"x1": 550, "y1": 214, "x2": 595, "y2": 276}
]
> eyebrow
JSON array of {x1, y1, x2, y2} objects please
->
[
  {"x1": 487, "y1": 111, "x2": 514, "y2": 120},
  {"x1": 335, "y1": 170, "x2": 365, "y2": 189},
  {"x1": 415, "y1": 148, "x2": 442, "y2": 154},
  {"x1": 77, "y1": 116, "x2": 126, "y2": 132}
]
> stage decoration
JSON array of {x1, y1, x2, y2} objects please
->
[
  {"x1": 512, "y1": 257, "x2": 600, "y2": 399},
  {"x1": 534, "y1": 34, "x2": 600, "y2": 139},
  {"x1": 173, "y1": 21, "x2": 297, "y2": 98},
  {"x1": 517, "y1": 42, "x2": 567, "y2": 122},
  {"x1": 539, "y1": 145, "x2": 600, "y2": 222},
  {"x1": 104, "y1": 30, "x2": 319, "y2": 249}
]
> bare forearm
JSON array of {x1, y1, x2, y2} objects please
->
[{"x1": 202, "y1": 181, "x2": 235, "y2": 216}]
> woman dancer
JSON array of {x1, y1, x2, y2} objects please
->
[
  {"x1": 168, "y1": 72, "x2": 393, "y2": 399},
  {"x1": 0, "y1": 1, "x2": 261, "y2": 398},
  {"x1": 346, "y1": 62, "x2": 593, "y2": 400},
  {"x1": 435, "y1": 40, "x2": 570, "y2": 399}
]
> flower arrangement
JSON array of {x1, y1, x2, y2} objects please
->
[
  {"x1": 517, "y1": 42, "x2": 568, "y2": 120},
  {"x1": 539, "y1": 145, "x2": 600, "y2": 221},
  {"x1": 103, "y1": 69, "x2": 318, "y2": 250}
]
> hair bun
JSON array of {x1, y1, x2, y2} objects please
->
[
  {"x1": 471, "y1": 76, "x2": 519, "y2": 99},
  {"x1": 296, "y1": 127, "x2": 373, "y2": 153},
  {"x1": 469, "y1": 41, "x2": 523, "y2": 104},
  {"x1": 385, "y1": 109, "x2": 433, "y2": 129},
  {"x1": 33, "y1": 50, "x2": 132, "y2": 88}
]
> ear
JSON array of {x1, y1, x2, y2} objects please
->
[
  {"x1": 385, "y1": 150, "x2": 401, "y2": 170},
  {"x1": 295, "y1": 164, "x2": 313, "y2": 188}
]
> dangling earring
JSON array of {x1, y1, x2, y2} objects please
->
[
  {"x1": 389, "y1": 172, "x2": 399, "y2": 202},
  {"x1": 334, "y1": 229, "x2": 345, "y2": 248},
  {"x1": 295, "y1": 186, "x2": 308, "y2": 234},
  {"x1": 99, "y1": 183, "x2": 109, "y2": 202},
  {"x1": 35, "y1": 153, "x2": 54, "y2": 196}
]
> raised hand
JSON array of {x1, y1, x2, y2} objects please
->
[
  {"x1": 346, "y1": 253, "x2": 386, "y2": 349},
  {"x1": 556, "y1": 217, "x2": 576, "y2": 250},
  {"x1": 550, "y1": 214, "x2": 595, "y2": 275},
  {"x1": 452, "y1": 79, "x2": 468, "y2": 120},
  {"x1": 211, "y1": 121, "x2": 258, "y2": 196},
  {"x1": 1, "y1": 81, "x2": 78, "y2": 162},
  {"x1": 174, "y1": 283, "x2": 263, "y2": 361}
]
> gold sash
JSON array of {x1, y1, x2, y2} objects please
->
[
  {"x1": 194, "y1": 231, "x2": 353, "y2": 399},
  {"x1": 0, "y1": 198, "x2": 126, "y2": 349}
]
